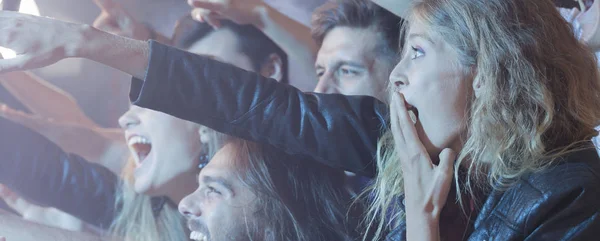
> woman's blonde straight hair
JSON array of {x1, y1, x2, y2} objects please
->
[
  {"x1": 108, "y1": 157, "x2": 188, "y2": 241},
  {"x1": 363, "y1": 0, "x2": 600, "y2": 239}
]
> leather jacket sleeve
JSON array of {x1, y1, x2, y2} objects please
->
[
  {"x1": 130, "y1": 41, "x2": 389, "y2": 178},
  {"x1": 0, "y1": 117, "x2": 119, "y2": 229}
]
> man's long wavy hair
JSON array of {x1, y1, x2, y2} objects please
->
[
  {"x1": 227, "y1": 139, "x2": 357, "y2": 241},
  {"x1": 364, "y1": 0, "x2": 600, "y2": 239}
]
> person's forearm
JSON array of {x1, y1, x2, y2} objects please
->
[
  {"x1": 0, "y1": 72, "x2": 97, "y2": 126},
  {"x1": 130, "y1": 42, "x2": 385, "y2": 177},
  {"x1": 405, "y1": 212, "x2": 440, "y2": 241},
  {"x1": 255, "y1": 4, "x2": 318, "y2": 80},
  {"x1": 75, "y1": 26, "x2": 149, "y2": 80},
  {"x1": 0, "y1": 214, "x2": 106, "y2": 241}
]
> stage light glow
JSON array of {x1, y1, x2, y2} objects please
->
[{"x1": 0, "y1": 0, "x2": 40, "y2": 59}]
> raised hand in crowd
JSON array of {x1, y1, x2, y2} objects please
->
[
  {"x1": 0, "y1": 103, "x2": 127, "y2": 173},
  {"x1": 558, "y1": 0, "x2": 600, "y2": 51},
  {"x1": 0, "y1": 52, "x2": 126, "y2": 173},
  {"x1": 188, "y1": 0, "x2": 265, "y2": 28},
  {"x1": 92, "y1": 0, "x2": 163, "y2": 42},
  {"x1": 0, "y1": 71, "x2": 96, "y2": 127},
  {"x1": 0, "y1": 10, "x2": 149, "y2": 80},
  {"x1": 188, "y1": 0, "x2": 317, "y2": 85}
]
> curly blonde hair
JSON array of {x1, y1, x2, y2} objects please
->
[{"x1": 364, "y1": 0, "x2": 600, "y2": 239}]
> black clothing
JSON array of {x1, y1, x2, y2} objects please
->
[{"x1": 129, "y1": 41, "x2": 600, "y2": 240}]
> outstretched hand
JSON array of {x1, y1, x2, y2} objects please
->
[
  {"x1": 558, "y1": 7, "x2": 583, "y2": 39},
  {"x1": 390, "y1": 92, "x2": 455, "y2": 241},
  {"x1": 0, "y1": 10, "x2": 150, "y2": 78},
  {"x1": 188, "y1": 0, "x2": 266, "y2": 28},
  {"x1": 557, "y1": 0, "x2": 600, "y2": 51},
  {"x1": 0, "y1": 103, "x2": 124, "y2": 167},
  {"x1": 0, "y1": 11, "x2": 85, "y2": 73},
  {"x1": 92, "y1": 0, "x2": 151, "y2": 40}
]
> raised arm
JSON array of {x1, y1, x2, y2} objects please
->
[
  {"x1": 127, "y1": 41, "x2": 386, "y2": 177},
  {"x1": 189, "y1": 0, "x2": 318, "y2": 84},
  {"x1": 0, "y1": 10, "x2": 150, "y2": 79},
  {"x1": 0, "y1": 71, "x2": 97, "y2": 126},
  {"x1": 92, "y1": 0, "x2": 170, "y2": 44},
  {"x1": 0, "y1": 11, "x2": 386, "y2": 177},
  {"x1": 0, "y1": 80, "x2": 128, "y2": 173}
]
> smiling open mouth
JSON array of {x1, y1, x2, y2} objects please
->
[{"x1": 128, "y1": 136, "x2": 152, "y2": 166}]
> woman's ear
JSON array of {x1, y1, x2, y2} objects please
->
[
  {"x1": 260, "y1": 53, "x2": 284, "y2": 82},
  {"x1": 471, "y1": 68, "x2": 483, "y2": 98}
]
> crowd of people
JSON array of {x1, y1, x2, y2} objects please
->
[{"x1": 0, "y1": 0, "x2": 599, "y2": 240}]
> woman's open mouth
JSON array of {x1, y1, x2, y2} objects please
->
[
  {"x1": 128, "y1": 135, "x2": 152, "y2": 167},
  {"x1": 406, "y1": 103, "x2": 419, "y2": 125}
]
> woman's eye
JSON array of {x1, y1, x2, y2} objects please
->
[
  {"x1": 410, "y1": 46, "x2": 424, "y2": 60},
  {"x1": 204, "y1": 186, "x2": 221, "y2": 196}
]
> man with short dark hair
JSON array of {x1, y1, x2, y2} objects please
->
[
  {"x1": 188, "y1": 0, "x2": 403, "y2": 101},
  {"x1": 306, "y1": 0, "x2": 403, "y2": 190},
  {"x1": 312, "y1": 0, "x2": 403, "y2": 100},
  {"x1": 184, "y1": 0, "x2": 403, "y2": 195}
]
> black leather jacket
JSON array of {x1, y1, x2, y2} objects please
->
[
  {"x1": 0, "y1": 117, "x2": 170, "y2": 229},
  {"x1": 130, "y1": 41, "x2": 600, "y2": 240}
]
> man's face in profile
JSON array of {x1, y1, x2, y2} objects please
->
[{"x1": 179, "y1": 143, "x2": 259, "y2": 241}]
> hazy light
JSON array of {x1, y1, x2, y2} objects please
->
[{"x1": 0, "y1": 0, "x2": 40, "y2": 59}]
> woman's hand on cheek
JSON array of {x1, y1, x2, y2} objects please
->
[{"x1": 390, "y1": 93, "x2": 456, "y2": 241}]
